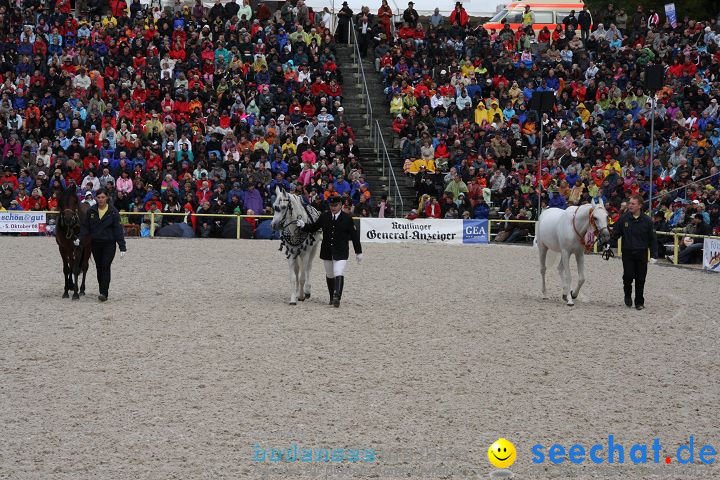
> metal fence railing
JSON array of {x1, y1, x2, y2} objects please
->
[
  {"x1": 375, "y1": 119, "x2": 404, "y2": 216},
  {"x1": 349, "y1": 18, "x2": 373, "y2": 133},
  {"x1": 346, "y1": 19, "x2": 401, "y2": 215}
]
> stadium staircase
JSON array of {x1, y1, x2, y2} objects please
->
[{"x1": 335, "y1": 44, "x2": 414, "y2": 215}]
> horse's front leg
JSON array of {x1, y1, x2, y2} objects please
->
[
  {"x1": 572, "y1": 252, "x2": 585, "y2": 300},
  {"x1": 297, "y1": 262, "x2": 307, "y2": 302},
  {"x1": 71, "y1": 253, "x2": 81, "y2": 300},
  {"x1": 62, "y1": 257, "x2": 71, "y2": 298},
  {"x1": 288, "y1": 259, "x2": 298, "y2": 305}
]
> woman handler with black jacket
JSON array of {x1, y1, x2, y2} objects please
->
[{"x1": 77, "y1": 188, "x2": 127, "y2": 302}]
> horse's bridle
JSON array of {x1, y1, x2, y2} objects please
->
[
  {"x1": 572, "y1": 205, "x2": 609, "y2": 253},
  {"x1": 58, "y1": 208, "x2": 81, "y2": 239},
  {"x1": 274, "y1": 195, "x2": 300, "y2": 231}
]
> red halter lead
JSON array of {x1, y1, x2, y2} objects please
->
[{"x1": 572, "y1": 205, "x2": 605, "y2": 253}]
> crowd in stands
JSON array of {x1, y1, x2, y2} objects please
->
[
  {"x1": 0, "y1": 0, "x2": 718, "y2": 258},
  {"x1": 366, "y1": 1, "x2": 720, "y2": 253},
  {"x1": 0, "y1": 0, "x2": 383, "y2": 238}
]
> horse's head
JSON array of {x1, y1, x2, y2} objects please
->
[
  {"x1": 271, "y1": 186, "x2": 291, "y2": 231},
  {"x1": 590, "y1": 198, "x2": 610, "y2": 244},
  {"x1": 58, "y1": 185, "x2": 80, "y2": 233}
]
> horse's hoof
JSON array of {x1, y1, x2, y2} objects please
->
[
  {"x1": 62, "y1": 293, "x2": 69, "y2": 299},
  {"x1": 298, "y1": 296, "x2": 305, "y2": 302},
  {"x1": 305, "y1": 293, "x2": 311, "y2": 299},
  {"x1": 562, "y1": 294, "x2": 567, "y2": 301},
  {"x1": 571, "y1": 291, "x2": 578, "y2": 299},
  {"x1": 289, "y1": 301, "x2": 297, "y2": 305},
  {"x1": 79, "y1": 291, "x2": 85, "y2": 296},
  {"x1": 567, "y1": 303, "x2": 574, "y2": 307},
  {"x1": 72, "y1": 294, "x2": 80, "y2": 301}
]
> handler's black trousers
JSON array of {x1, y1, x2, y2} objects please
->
[
  {"x1": 91, "y1": 240, "x2": 116, "y2": 297},
  {"x1": 622, "y1": 249, "x2": 647, "y2": 306}
]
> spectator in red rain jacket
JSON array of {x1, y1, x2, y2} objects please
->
[
  {"x1": 84, "y1": 153, "x2": 100, "y2": 172},
  {"x1": 183, "y1": 202, "x2": 197, "y2": 231},
  {"x1": 56, "y1": 0, "x2": 72, "y2": 14},
  {"x1": 109, "y1": 0, "x2": 128, "y2": 17},
  {"x1": 15, "y1": 189, "x2": 31, "y2": 210},
  {"x1": 146, "y1": 151, "x2": 162, "y2": 171},
  {"x1": 326, "y1": 80, "x2": 342, "y2": 102},
  {"x1": 65, "y1": 162, "x2": 83, "y2": 185},
  {"x1": 144, "y1": 193, "x2": 163, "y2": 212},
  {"x1": 425, "y1": 197, "x2": 443, "y2": 218},
  {"x1": 1, "y1": 167, "x2": 19, "y2": 190},
  {"x1": 682, "y1": 59, "x2": 697, "y2": 78},
  {"x1": 434, "y1": 139, "x2": 450, "y2": 159},
  {"x1": 449, "y1": 2, "x2": 468, "y2": 27},
  {"x1": 196, "y1": 180, "x2": 213, "y2": 203},
  {"x1": 310, "y1": 77, "x2": 327, "y2": 97},
  {"x1": 397, "y1": 24, "x2": 415, "y2": 39},
  {"x1": 29, "y1": 188, "x2": 47, "y2": 210}
]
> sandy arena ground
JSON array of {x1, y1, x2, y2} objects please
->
[{"x1": 1, "y1": 237, "x2": 718, "y2": 480}]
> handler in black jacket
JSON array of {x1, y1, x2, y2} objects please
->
[
  {"x1": 606, "y1": 195, "x2": 657, "y2": 310},
  {"x1": 297, "y1": 196, "x2": 363, "y2": 307},
  {"x1": 78, "y1": 188, "x2": 127, "y2": 302}
]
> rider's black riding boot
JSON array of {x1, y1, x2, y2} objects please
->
[
  {"x1": 326, "y1": 277, "x2": 335, "y2": 305},
  {"x1": 332, "y1": 276, "x2": 344, "y2": 308}
]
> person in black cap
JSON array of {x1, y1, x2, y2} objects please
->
[
  {"x1": 403, "y1": 1, "x2": 419, "y2": 27},
  {"x1": 336, "y1": 1, "x2": 354, "y2": 43},
  {"x1": 604, "y1": 194, "x2": 657, "y2": 310},
  {"x1": 296, "y1": 195, "x2": 362, "y2": 307}
]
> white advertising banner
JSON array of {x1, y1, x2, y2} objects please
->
[
  {"x1": 702, "y1": 237, "x2": 720, "y2": 272},
  {"x1": 0, "y1": 212, "x2": 46, "y2": 233},
  {"x1": 360, "y1": 218, "x2": 489, "y2": 244}
]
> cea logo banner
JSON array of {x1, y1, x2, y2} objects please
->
[{"x1": 532, "y1": 435, "x2": 716, "y2": 465}]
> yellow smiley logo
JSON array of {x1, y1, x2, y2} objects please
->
[{"x1": 488, "y1": 438, "x2": 516, "y2": 469}]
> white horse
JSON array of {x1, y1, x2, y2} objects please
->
[
  {"x1": 271, "y1": 187, "x2": 321, "y2": 305},
  {"x1": 536, "y1": 199, "x2": 611, "y2": 306}
]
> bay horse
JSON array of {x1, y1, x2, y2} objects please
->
[
  {"x1": 271, "y1": 186, "x2": 321, "y2": 305},
  {"x1": 56, "y1": 185, "x2": 92, "y2": 299},
  {"x1": 535, "y1": 199, "x2": 611, "y2": 306}
]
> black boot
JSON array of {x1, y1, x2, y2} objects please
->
[
  {"x1": 333, "y1": 276, "x2": 344, "y2": 308},
  {"x1": 326, "y1": 277, "x2": 334, "y2": 305}
]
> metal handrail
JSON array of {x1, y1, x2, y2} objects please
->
[
  {"x1": 375, "y1": 119, "x2": 404, "y2": 215},
  {"x1": 349, "y1": 18, "x2": 373, "y2": 134},
  {"x1": 390, "y1": 0, "x2": 401, "y2": 34},
  {"x1": 649, "y1": 172, "x2": 720, "y2": 205}
]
